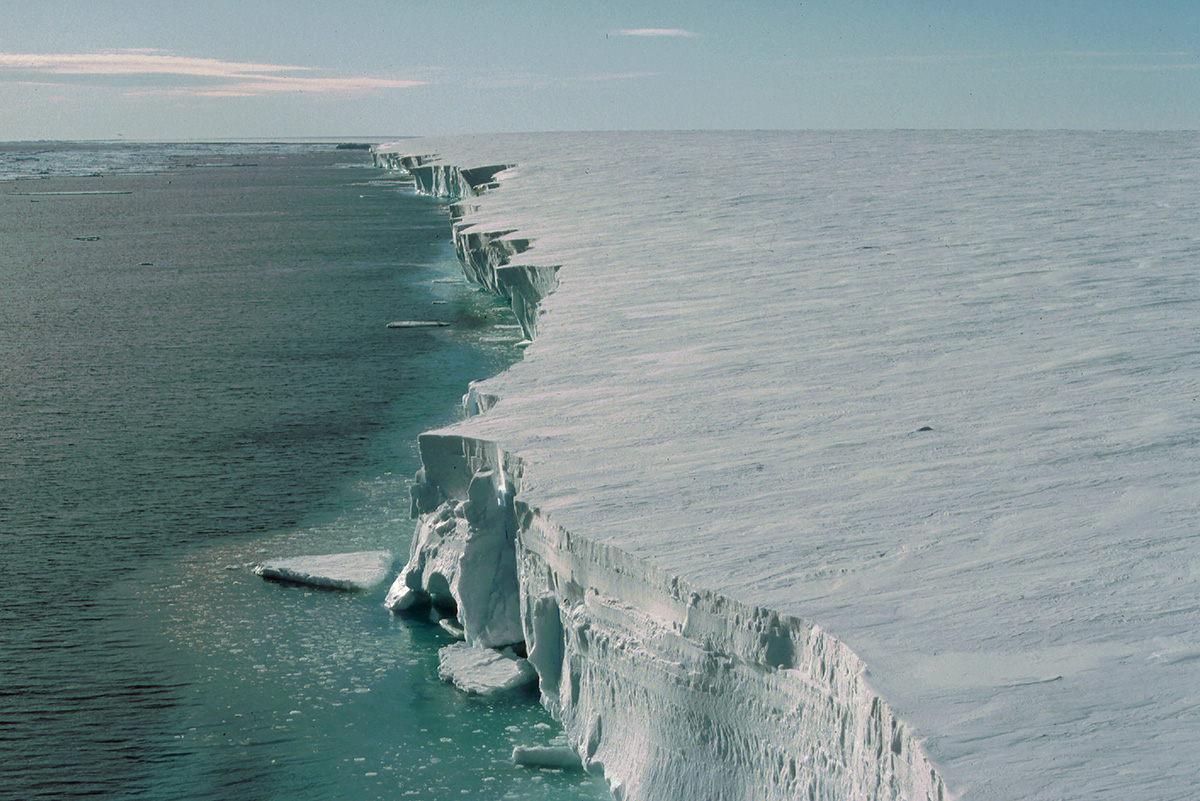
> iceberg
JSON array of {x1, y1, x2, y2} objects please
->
[
  {"x1": 375, "y1": 132, "x2": 1200, "y2": 801},
  {"x1": 253, "y1": 550, "x2": 394, "y2": 590}
]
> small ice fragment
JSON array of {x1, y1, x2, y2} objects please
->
[{"x1": 438, "y1": 618, "x2": 466, "y2": 640}]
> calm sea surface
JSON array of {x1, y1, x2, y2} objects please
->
[{"x1": 0, "y1": 144, "x2": 607, "y2": 801}]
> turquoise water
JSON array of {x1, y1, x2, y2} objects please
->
[{"x1": 0, "y1": 145, "x2": 607, "y2": 801}]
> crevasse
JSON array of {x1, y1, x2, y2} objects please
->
[{"x1": 373, "y1": 148, "x2": 950, "y2": 801}]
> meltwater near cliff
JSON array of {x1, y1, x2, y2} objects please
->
[{"x1": 375, "y1": 131, "x2": 1200, "y2": 801}]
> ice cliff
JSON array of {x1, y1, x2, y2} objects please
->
[{"x1": 374, "y1": 132, "x2": 1200, "y2": 801}]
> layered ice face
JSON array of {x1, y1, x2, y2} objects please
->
[{"x1": 375, "y1": 131, "x2": 1200, "y2": 801}]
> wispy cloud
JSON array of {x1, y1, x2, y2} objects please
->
[
  {"x1": 830, "y1": 54, "x2": 981, "y2": 65},
  {"x1": 132, "y1": 76, "x2": 425, "y2": 98},
  {"x1": 1061, "y1": 62, "x2": 1200, "y2": 71},
  {"x1": 581, "y1": 72, "x2": 659, "y2": 82},
  {"x1": 0, "y1": 50, "x2": 308, "y2": 77},
  {"x1": 1048, "y1": 50, "x2": 1199, "y2": 71},
  {"x1": 0, "y1": 49, "x2": 424, "y2": 96},
  {"x1": 463, "y1": 67, "x2": 657, "y2": 90},
  {"x1": 610, "y1": 28, "x2": 701, "y2": 38},
  {"x1": 1049, "y1": 51, "x2": 1193, "y2": 58},
  {"x1": 824, "y1": 50, "x2": 1198, "y2": 72}
]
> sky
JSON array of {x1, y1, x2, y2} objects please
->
[{"x1": 0, "y1": 0, "x2": 1196, "y2": 140}]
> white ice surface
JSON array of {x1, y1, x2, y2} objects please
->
[
  {"x1": 253, "y1": 550, "x2": 394, "y2": 590},
  {"x1": 437, "y1": 642, "x2": 536, "y2": 695},
  {"x1": 379, "y1": 132, "x2": 1200, "y2": 800}
]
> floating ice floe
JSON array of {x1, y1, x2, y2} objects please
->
[
  {"x1": 437, "y1": 642, "x2": 536, "y2": 696},
  {"x1": 386, "y1": 320, "x2": 449, "y2": 328},
  {"x1": 253, "y1": 550, "x2": 394, "y2": 590},
  {"x1": 511, "y1": 744, "x2": 582, "y2": 770}
]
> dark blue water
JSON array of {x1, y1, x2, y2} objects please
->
[{"x1": 0, "y1": 145, "x2": 607, "y2": 801}]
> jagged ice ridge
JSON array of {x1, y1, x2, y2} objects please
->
[{"x1": 375, "y1": 132, "x2": 1200, "y2": 801}]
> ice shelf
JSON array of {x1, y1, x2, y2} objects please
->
[{"x1": 375, "y1": 132, "x2": 1200, "y2": 801}]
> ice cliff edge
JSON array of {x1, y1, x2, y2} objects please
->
[{"x1": 372, "y1": 144, "x2": 950, "y2": 801}]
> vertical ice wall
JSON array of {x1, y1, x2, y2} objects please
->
[
  {"x1": 375, "y1": 151, "x2": 558, "y2": 340},
  {"x1": 374, "y1": 148, "x2": 950, "y2": 801}
]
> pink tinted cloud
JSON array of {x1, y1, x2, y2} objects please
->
[
  {"x1": 0, "y1": 49, "x2": 424, "y2": 96},
  {"x1": 132, "y1": 75, "x2": 426, "y2": 97},
  {"x1": 0, "y1": 50, "x2": 309, "y2": 77}
]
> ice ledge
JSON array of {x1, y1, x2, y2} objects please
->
[
  {"x1": 373, "y1": 149, "x2": 559, "y2": 340},
  {"x1": 375, "y1": 145, "x2": 949, "y2": 801}
]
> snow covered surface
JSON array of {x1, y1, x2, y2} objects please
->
[
  {"x1": 376, "y1": 131, "x2": 1200, "y2": 801},
  {"x1": 253, "y1": 550, "x2": 394, "y2": 590},
  {"x1": 437, "y1": 642, "x2": 536, "y2": 695}
]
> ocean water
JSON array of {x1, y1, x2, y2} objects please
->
[{"x1": 0, "y1": 144, "x2": 608, "y2": 801}]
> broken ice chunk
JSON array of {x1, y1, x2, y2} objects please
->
[
  {"x1": 511, "y1": 745, "x2": 583, "y2": 770},
  {"x1": 253, "y1": 551, "x2": 394, "y2": 591},
  {"x1": 385, "y1": 584, "x2": 422, "y2": 610},
  {"x1": 438, "y1": 617, "x2": 467, "y2": 640},
  {"x1": 437, "y1": 642, "x2": 536, "y2": 696}
]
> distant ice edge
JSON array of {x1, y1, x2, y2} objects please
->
[{"x1": 374, "y1": 149, "x2": 950, "y2": 801}]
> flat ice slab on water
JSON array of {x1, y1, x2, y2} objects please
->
[
  {"x1": 380, "y1": 131, "x2": 1200, "y2": 800},
  {"x1": 253, "y1": 551, "x2": 394, "y2": 590},
  {"x1": 386, "y1": 320, "x2": 450, "y2": 328},
  {"x1": 512, "y1": 745, "x2": 582, "y2": 770},
  {"x1": 437, "y1": 643, "x2": 536, "y2": 696}
]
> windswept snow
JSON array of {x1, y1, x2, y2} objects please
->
[{"x1": 376, "y1": 131, "x2": 1200, "y2": 801}]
